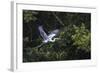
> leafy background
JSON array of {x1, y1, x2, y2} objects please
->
[{"x1": 23, "y1": 10, "x2": 91, "y2": 62}]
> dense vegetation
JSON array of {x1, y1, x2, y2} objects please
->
[{"x1": 23, "y1": 10, "x2": 91, "y2": 62}]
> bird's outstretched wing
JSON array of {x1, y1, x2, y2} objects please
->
[
  {"x1": 48, "y1": 29, "x2": 59, "y2": 38},
  {"x1": 50, "y1": 29, "x2": 59, "y2": 34},
  {"x1": 38, "y1": 26, "x2": 48, "y2": 40}
]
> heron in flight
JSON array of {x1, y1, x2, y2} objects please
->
[
  {"x1": 34, "y1": 25, "x2": 59, "y2": 49},
  {"x1": 38, "y1": 25, "x2": 59, "y2": 43}
]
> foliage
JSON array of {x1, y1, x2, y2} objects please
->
[
  {"x1": 23, "y1": 10, "x2": 38, "y2": 23},
  {"x1": 23, "y1": 10, "x2": 91, "y2": 62},
  {"x1": 71, "y1": 23, "x2": 91, "y2": 51}
]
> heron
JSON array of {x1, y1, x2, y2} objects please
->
[
  {"x1": 38, "y1": 25, "x2": 59, "y2": 43},
  {"x1": 34, "y1": 25, "x2": 59, "y2": 49}
]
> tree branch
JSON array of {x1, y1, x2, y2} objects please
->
[{"x1": 52, "y1": 12, "x2": 65, "y2": 26}]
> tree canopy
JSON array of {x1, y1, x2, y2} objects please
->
[{"x1": 23, "y1": 10, "x2": 91, "y2": 62}]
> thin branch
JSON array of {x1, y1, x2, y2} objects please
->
[
  {"x1": 33, "y1": 43, "x2": 44, "y2": 49},
  {"x1": 52, "y1": 12, "x2": 65, "y2": 26}
]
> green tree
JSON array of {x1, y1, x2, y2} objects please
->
[{"x1": 71, "y1": 23, "x2": 91, "y2": 52}]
